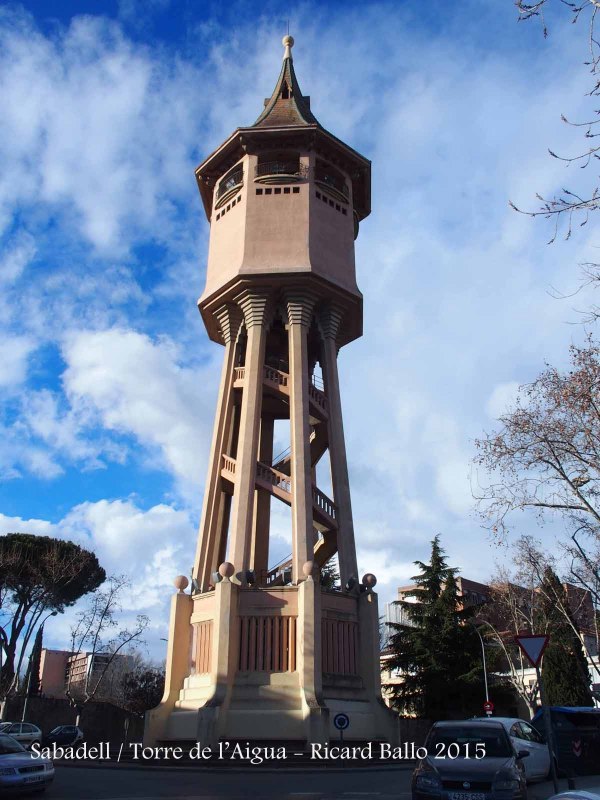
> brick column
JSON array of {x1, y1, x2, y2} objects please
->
[
  {"x1": 194, "y1": 304, "x2": 242, "y2": 592},
  {"x1": 286, "y1": 290, "x2": 317, "y2": 583},
  {"x1": 319, "y1": 305, "x2": 359, "y2": 586},
  {"x1": 227, "y1": 290, "x2": 271, "y2": 578}
]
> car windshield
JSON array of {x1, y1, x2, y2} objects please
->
[
  {"x1": 0, "y1": 723, "x2": 11, "y2": 730},
  {"x1": 0, "y1": 734, "x2": 26, "y2": 755},
  {"x1": 49, "y1": 727, "x2": 63, "y2": 734},
  {"x1": 428, "y1": 725, "x2": 513, "y2": 758}
]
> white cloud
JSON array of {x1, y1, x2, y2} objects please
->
[
  {"x1": 486, "y1": 381, "x2": 521, "y2": 419},
  {"x1": 0, "y1": 335, "x2": 35, "y2": 389},
  {"x1": 0, "y1": 8, "x2": 202, "y2": 253},
  {"x1": 62, "y1": 328, "x2": 218, "y2": 497},
  {"x1": 0, "y1": 231, "x2": 36, "y2": 285}
]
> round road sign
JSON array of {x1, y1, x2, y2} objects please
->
[
  {"x1": 333, "y1": 713, "x2": 350, "y2": 731},
  {"x1": 483, "y1": 700, "x2": 494, "y2": 713}
]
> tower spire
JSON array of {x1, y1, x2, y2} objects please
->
[{"x1": 253, "y1": 35, "x2": 320, "y2": 128}]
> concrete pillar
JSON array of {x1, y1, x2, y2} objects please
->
[
  {"x1": 197, "y1": 566, "x2": 240, "y2": 748},
  {"x1": 286, "y1": 291, "x2": 317, "y2": 584},
  {"x1": 227, "y1": 290, "x2": 271, "y2": 577},
  {"x1": 319, "y1": 305, "x2": 359, "y2": 587},
  {"x1": 298, "y1": 569, "x2": 328, "y2": 744},
  {"x1": 252, "y1": 414, "x2": 274, "y2": 583},
  {"x1": 143, "y1": 587, "x2": 192, "y2": 745},
  {"x1": 193, "y1": 304, "x2": 242, "y2": 591},
  {"x1": 358, "y1": 585, "x2": 382, "y2": 697}
]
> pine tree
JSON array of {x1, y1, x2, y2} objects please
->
[
  {"x1": 383, "y1": 536, "x2": 486, "y2": 720},
  {"x1": 540, "y1": 567, "x2": 593, "y2": 707}
]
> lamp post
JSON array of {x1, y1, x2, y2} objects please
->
[{"x1": 467, "y1": 621, "x2": 489, "y2": 705}]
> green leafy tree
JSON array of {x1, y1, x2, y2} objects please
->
[
  {"x1": 0, "y1": 533, "x2": 106, "y2": 697},
  {"x1": 541, "y1": 567, "x2": 594, "y2": 707},
  {"x1": 383, "y1": 536, "x2": 487, "y2": 719}
]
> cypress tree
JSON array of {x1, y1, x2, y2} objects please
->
[
  {"x1": 21, "y1": 625, "x2": 43, "y2": 698},
  {"x1": 540, "y1": 567, "x2": 593, "y2": 707}
]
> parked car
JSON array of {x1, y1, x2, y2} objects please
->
[
  {"x1": 548, "y1": 793, "x2": 600, "y2": 800},
  {"x1": 473, "y1": 717, "x2": 551, "y2": 781},
  {"x1": 412, "y1": 720, "x2": 529, "y2": 800},
  {"x1": 43, "y1": 725, "x2": 84, "y2": 747},
  {"x1": 0, "y1": 732, "x2": 54, "y2": 792},
  {"x1": 0, "y1": 722, "x2": 43, "y2": 749},
  {"x1": 532, "y1": 707, "x2": 600, "y2": 777}
]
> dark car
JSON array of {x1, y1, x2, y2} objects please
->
[
  {"x1": 412, "y1": 720, "x2": 529, "y2": 800},
  {"x1": 43, "y1": 725, "x2": 84, "y2": 747}
]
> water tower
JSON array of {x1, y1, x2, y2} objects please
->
[{"x1": 145, "y1": 35, "x2": 396, "y2": 747}]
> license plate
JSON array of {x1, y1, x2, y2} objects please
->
[
  {"x1": 24, "y1": 775, "x2": 44, "y2": 783},
  {"x1": 450, "y1": 793, "x2": 485, "y2": 800}
]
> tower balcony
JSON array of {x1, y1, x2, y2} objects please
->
[
  {"x1": 314, "y1": 164, "x2": 349, "y2": 202},
  {"x1": 215, "y1": 167, "x2": 244, "y2": 207},
  {"x1": 254, "y1": 160, "x2": 309, "y2": 183}
]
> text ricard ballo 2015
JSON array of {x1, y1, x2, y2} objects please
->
[{"x1": 29, "y1": 741, "x2": 487, "y2": 765}]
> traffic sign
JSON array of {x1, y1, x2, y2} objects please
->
[
  {"x1": 515, "y1": 634, "x2": 549, "y2": 667},
  {"x1": 333, "y1": 713, "x2": 350, "y2": 731},
  {"x1": 483, "y1": 700, "x2": 494, "y2": 714}
]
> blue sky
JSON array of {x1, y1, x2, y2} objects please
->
[{"x1": 1, "y1": 0, "x2": 599, "y2": 658}]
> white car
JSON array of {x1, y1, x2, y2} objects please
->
[
  {"x1": 474, "y1": 717, "x2": 551, "y2": 782},
  {"x1": 0, "y1": 722, "x2": 43, "y2": 749},
  {"x1": 0, "y1": 732, "x2": 54, "y2": 792}
]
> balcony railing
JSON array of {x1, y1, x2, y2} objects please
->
[
  {"x1": 315, "y1": 170, "x2": 349, "y2": 199},
  {"x1": 254, "y1": 161, "x2": 308, "y2": 180},
  {"x1": 217, "y1": 168, "x2": 243, "y2": 200}
]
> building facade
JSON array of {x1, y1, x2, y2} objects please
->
[{"x1": 39, "y1": 649, "x2": 133, "y2": 704}]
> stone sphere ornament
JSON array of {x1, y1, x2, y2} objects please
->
[
  {"x1": 302, "y1": 560, "x2": 317, "y2": 578},
  {"x1": 361, "y1": 573, "x2": 377, "y2": 589},
  {"x1": 218, "y1": 561, "x2": 235, "y2": 579},
  {"x1": 173, "y1": 575, "x2": 189, "y2": 592}
]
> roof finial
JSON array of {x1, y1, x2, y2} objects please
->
[{"x1": 282, "y1": 34, "x2": 294, "y2": 60}]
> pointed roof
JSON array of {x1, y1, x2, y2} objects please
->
[{"x1": 253, "y1": 35, "x2": 320, "y2": 128}]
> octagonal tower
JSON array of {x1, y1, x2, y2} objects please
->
[{"x1": 145, "y1": 36, "x2": 396, "y2": 749}]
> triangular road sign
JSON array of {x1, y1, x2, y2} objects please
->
[{"x1": 515, "y1": 634, "x2": 549, "y2": 667}]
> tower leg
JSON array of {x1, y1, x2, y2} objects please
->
[
  {"x1": 286, "y1": 291, "x2": 317, "y2": 583},
  {"x1": 194, "y1": 304, "x2": 242, "y2": 591},
  {"x1": 227, "y1": 290, "x2": 271, "y2": 577},
  {"x1": 319, "y1": 306, "x2": 359, "y2": 587}
]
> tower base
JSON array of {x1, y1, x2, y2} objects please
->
[{"x1": 144, "y1": 576, "x2": 398, "y2": 748}]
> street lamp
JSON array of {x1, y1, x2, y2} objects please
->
[{"x1": 467, "y1": 621, "x2": 489, "y2": 705}]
